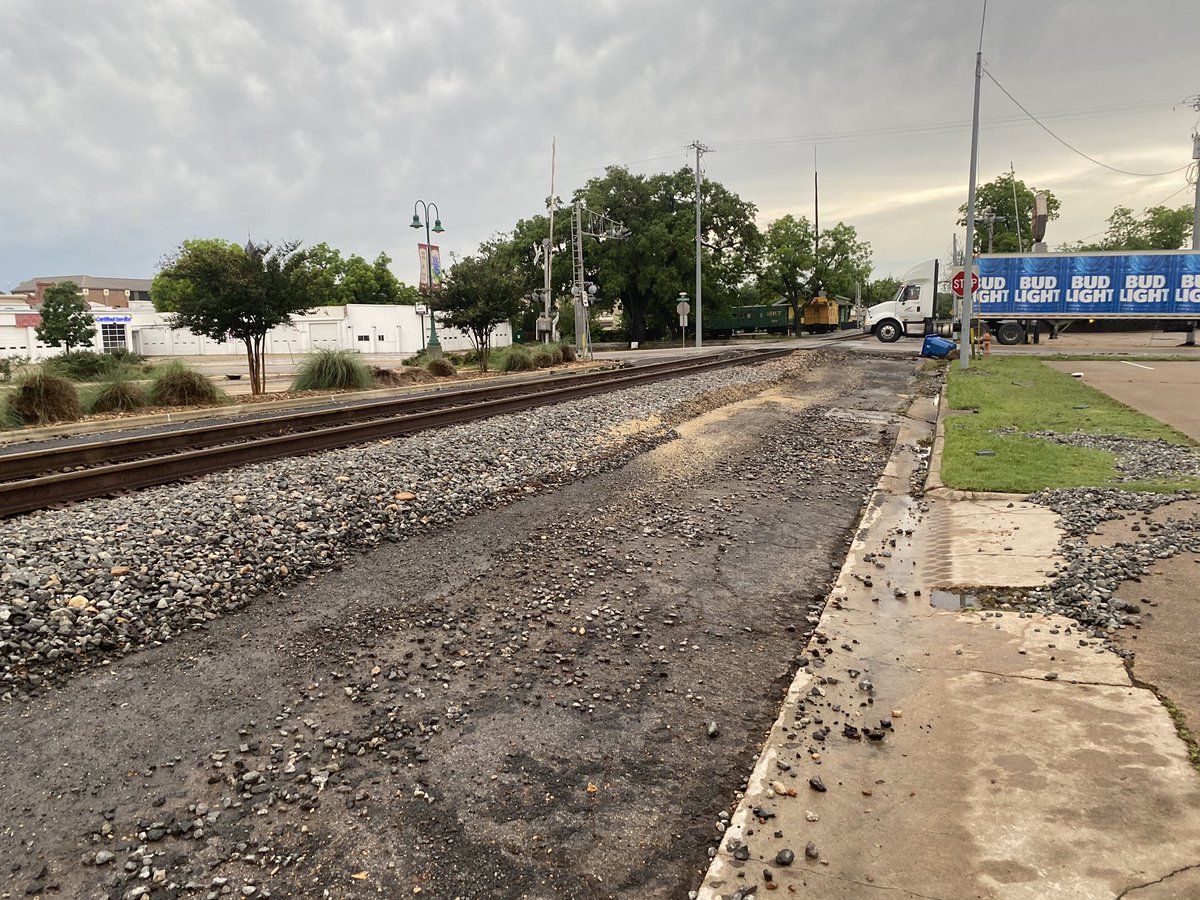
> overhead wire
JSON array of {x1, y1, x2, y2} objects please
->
[{"x1": 982, "y1": 70, "x2": 1190, "y2": 177}]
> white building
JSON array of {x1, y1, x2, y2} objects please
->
[{"x1": 0, "y1": 301, "x2": 510, "y2": 361}]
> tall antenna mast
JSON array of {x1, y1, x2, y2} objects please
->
[
  {"x1": 688, "y1": 139, "x2": 710, "y2": 348},
  {"x1": 813, "y1": 145, "x2": 820, "y2": 295}
]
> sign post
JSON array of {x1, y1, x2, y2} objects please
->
[{"x1": 676, "y1": 295, "x2": 690, "y2": 348}]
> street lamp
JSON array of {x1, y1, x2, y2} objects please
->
[{"x1": 410, "y1": 200, "x2": 445, "y2": 358}]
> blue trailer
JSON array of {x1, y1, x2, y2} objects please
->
[{"x1": 975, "y1": 250, "x2": 1200, "y2": 344}]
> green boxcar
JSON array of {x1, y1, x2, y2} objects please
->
[{"x1": 702, "y1": 305, "x2": 792, "y2": 338}]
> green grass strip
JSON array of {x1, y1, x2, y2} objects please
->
[{"x1": 941, "y1": 357, "x2": 1200, "y2": 493}]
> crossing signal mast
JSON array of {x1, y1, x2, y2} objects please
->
[{"x1": 571, "y1": 203, "x2": 630, "y2": 358}]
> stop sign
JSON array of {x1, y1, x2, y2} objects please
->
[{"x1": 952, "y1": 268, "x2": 980, "y2": 297}]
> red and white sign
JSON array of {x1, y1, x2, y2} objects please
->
[
  {"x1": 951, "y1": 268, "x2": 979, "y2": 298},
  {"x1": 14, "y1": 313, "x2": 41, "y2": 328}
]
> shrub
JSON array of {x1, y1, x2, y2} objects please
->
[
  {"x1": 0, "y1": 355, "x2": 31, "y2": 382},
  {"x1": 291, "y1": 349, "x2": 374, "y2": 391},
  {"x1": 6, "y1": 373, "x2": 81, "y2": 425},
  {"x1": 498, "y1": 345, "x2": 536, "y2": 372},
  {"x1": 532, "y1": 347, "x2": 561, "y2": 368},
  {"x1": 425, "y1": 357, "x2": 457, "y2": 378},
  {"x1": 87, "y1": 375, "x2": 148, "y2": 414},
  {"x1": 446, "y1": 353, "x2": 465, "y2": 366},
  {"x1": 402, "y1": 350, "x2": 428, "y2": 368},
  {"x1": 42, "y1": 350, "x2": 127, "y2": 381},
  {"x1": 148, "y1": 362, "x2": 225, "y2": 407},
  {"x1": 559, "y1": 342, "x2": 577, "y2": 363},
  {"x1": 371, "y1": 366, "x2": 405, "y2": 386},
  {"x1": 393, "y1": 368, "x2": 436, "y2": 385},
  {"x1": 106, "y1": 348, "x2": 147, "y2": 365}
]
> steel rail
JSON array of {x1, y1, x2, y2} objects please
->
[
  {"x1": 0, "y1": 349, "x2": 789, "y2": 517},
  {"x1": 0, "y1": 352, "x2": 765, "y2": 483}
]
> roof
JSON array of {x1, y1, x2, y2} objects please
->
[{"x1": 10, "y1": 275, "x2": 153, "y2": 294}]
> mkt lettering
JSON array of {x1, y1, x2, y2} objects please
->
[
  {"x1": 1065, "y1": 274, "x2": 1112, "y2": 305},
  {"x1": 1014, "y1": 275, "x2": 1059, "y2": 305},
  {"x1": 1176, "y1": 273, "x2": 1200, "y2": 304},
  {"x1": 1121, "y1": 273, "x2": 1168, "y2": 304}
]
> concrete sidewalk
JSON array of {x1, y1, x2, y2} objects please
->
[{"x1": 700, "y1": 396, "x2": 1200, "y2": 899}]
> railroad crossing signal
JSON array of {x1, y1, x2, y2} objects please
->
[{"x1": 951, "y1": 266, "x2": 980, "y2": 298}]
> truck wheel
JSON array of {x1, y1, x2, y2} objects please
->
[
  {"x1": 875, "y1": 320, "x2": 902, "y2": 343},
  {"x1": 995, "y1": 322, "x2": 1024, "y2": 345}
]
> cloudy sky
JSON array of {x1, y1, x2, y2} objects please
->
[{"x1": 2, "y1": 0, "x2": 1197, "y2": 293}]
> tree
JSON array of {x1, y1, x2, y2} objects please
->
[
  {"x1": 759, "y1": 215, "x2": 872, "y2": 326},
  {"x1": 1064, "y1": 204, "x2": 1193, "y2": 252},
  {"x1": 156, "y1": 238, "x2": 317, "y2": 394},
  {"x1": 759, "y1": 215, "x2": 815, "y2": 326},
  {"x1": 439, "y1": 246, "x2": 523, "y2": 371},
  {"x1": 36, "y1": 281, "x2": 96, "y2": 352},
  {"x1": 575, "y1": 166, "x2": 761, "y2": 343},
  {"x1": 958, "y1": 173, "x2": 1060, "y2": 253},
  {"x1": 865, "y1": 276, "x2": 901, "y2": 305},
  {"x1": 307, "y1": 245, "x2": 419, "y2": 306}
]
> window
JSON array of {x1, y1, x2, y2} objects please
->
[
  {"x1": 100, "y1": 323, "x2": 126, "y2": 352},
  {"x1": 357, "y1": 334, "x2": 370, "y2": 342}
]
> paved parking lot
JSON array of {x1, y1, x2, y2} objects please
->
[{"x1": 1044, "y1": 360, "x2": 1200, "y2": 441}]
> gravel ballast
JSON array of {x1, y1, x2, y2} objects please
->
[{"x1": 1, "y1": 354, "x2": 816, "y2": 700}]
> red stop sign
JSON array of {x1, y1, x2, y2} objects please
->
[{"x1": 952, "y1": 269, "x2": 979, "y2": 297}]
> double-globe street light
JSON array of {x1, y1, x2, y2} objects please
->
[{"x1": 409, "y1": 200, "x2": 444, "y2": 358}]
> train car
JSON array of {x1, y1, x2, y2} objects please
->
[
  {"x1": 702, "y1": 304, "x2": 792, "y2": 338},
  {"x1": 802, "y1": 294, "x2": 857, "y2": 333}
]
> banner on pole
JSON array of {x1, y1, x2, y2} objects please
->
[{"x1": 418, "y1": 244, "x2": 444, "y2": 291}]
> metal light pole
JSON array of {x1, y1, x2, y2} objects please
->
[
  {"x1": 961, "y1": 1, "x2": 988, "y2": 370},
  {"x1": 410, "y1": 200, "x2": 444, "y2": 358}
]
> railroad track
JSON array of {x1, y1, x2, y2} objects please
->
[{"x1": 0, "y1": 349, "x2": 791, "y2": 517}]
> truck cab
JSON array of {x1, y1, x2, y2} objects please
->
[{"x1": 862, "y1": 258, "x2": 939, "y2": 342}]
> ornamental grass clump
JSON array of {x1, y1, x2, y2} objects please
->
[
  {"x1": 559, "y1": 342, "x2": 577, "y2": 362},
  {"x1": 498, "y1": 346, "x2": 536, "y2": 373},
  {"x1": 87, "y1": 375, "x2": 148, "y2": 414},
  {"x1": 291, "y1": 349, "x2": 374, "y2": 392},
  {"x1": 6, "y1": 373, "x2": 81, "y2": 425},
  {"x1": 148, "y1": 362, "x2": 226, "y2": 407},
  {"x1": 425, "y1": 357, "x2": 457, "y2": 378}
]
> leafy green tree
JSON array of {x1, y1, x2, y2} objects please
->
[
  {"x1": 1064, "y1": 204, "x2": 1193, "y2": 251},
  {"x1": 958, "y1": 173, "x2": 1060, "y2": 253},
  {"x1": 151, "y1": 239, "x2": 239, "y2": 312},
  {"x1": 865, "y1": 276, "x2": 901, "y2": 304},
  {"x1": 759, "y1": 215, "x2": 872, "y2": 325},
  {"x1": 439, "y1": 245, "x2": 522, "y2": 370},
  {"x1": 306, "y1": 242, "x2": 346, "y2": 305},
  {"x1": 36, "y1": 281, "x2": 96, "y2": 352},
  {"x1": 759, "y1": 215, "x2": 815, "y2": 326},
  {"x1": 307, "y1": 246, "x2": 418, "y2": 306},
  {"x1": 156, "y1": 239, "x2": 317, "y2": 394},
  {"x1": 575, "y1": 166, "x2": 761, "y2": 343}
]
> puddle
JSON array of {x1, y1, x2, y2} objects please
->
[{"x1": 930, "y1": 589, "x2": 980, "y2": 609}]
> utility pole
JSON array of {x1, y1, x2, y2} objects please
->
[
  {"x1": 1189, "y1": 128, "x2": 1199, "y2": 345},
  {"x1": 961, "y1": 1, "x2": 988, "y2": 370},
  {"x1": 1010, "y1": 162, "x2": 1023, "y2": 253},
  {"x1": 689, "y1": 139, "x2": 709, "y2": 348},
  {"x1": 1192, "y1": 130, "x2": 1200, "y2": 251}
]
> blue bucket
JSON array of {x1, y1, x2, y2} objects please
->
[{"x1": 921, "y1": 335, "x2": 957, "y2": 358}]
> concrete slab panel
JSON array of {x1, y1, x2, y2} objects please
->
[{"x1": 922, "y1": 498, "x2": 1064, "y2": 588}]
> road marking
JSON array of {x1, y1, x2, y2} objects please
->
[{"x1": 1120, "y1": 360, "x2": 1154, "y2": 370}]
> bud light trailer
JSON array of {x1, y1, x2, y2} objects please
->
[{"x1": 863, "y1": 250, "x2": 1200, "y2": 345}]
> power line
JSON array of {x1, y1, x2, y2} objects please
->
[{"x1": 983, "y1": 70, "x2": 1191, "y2": 177}]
